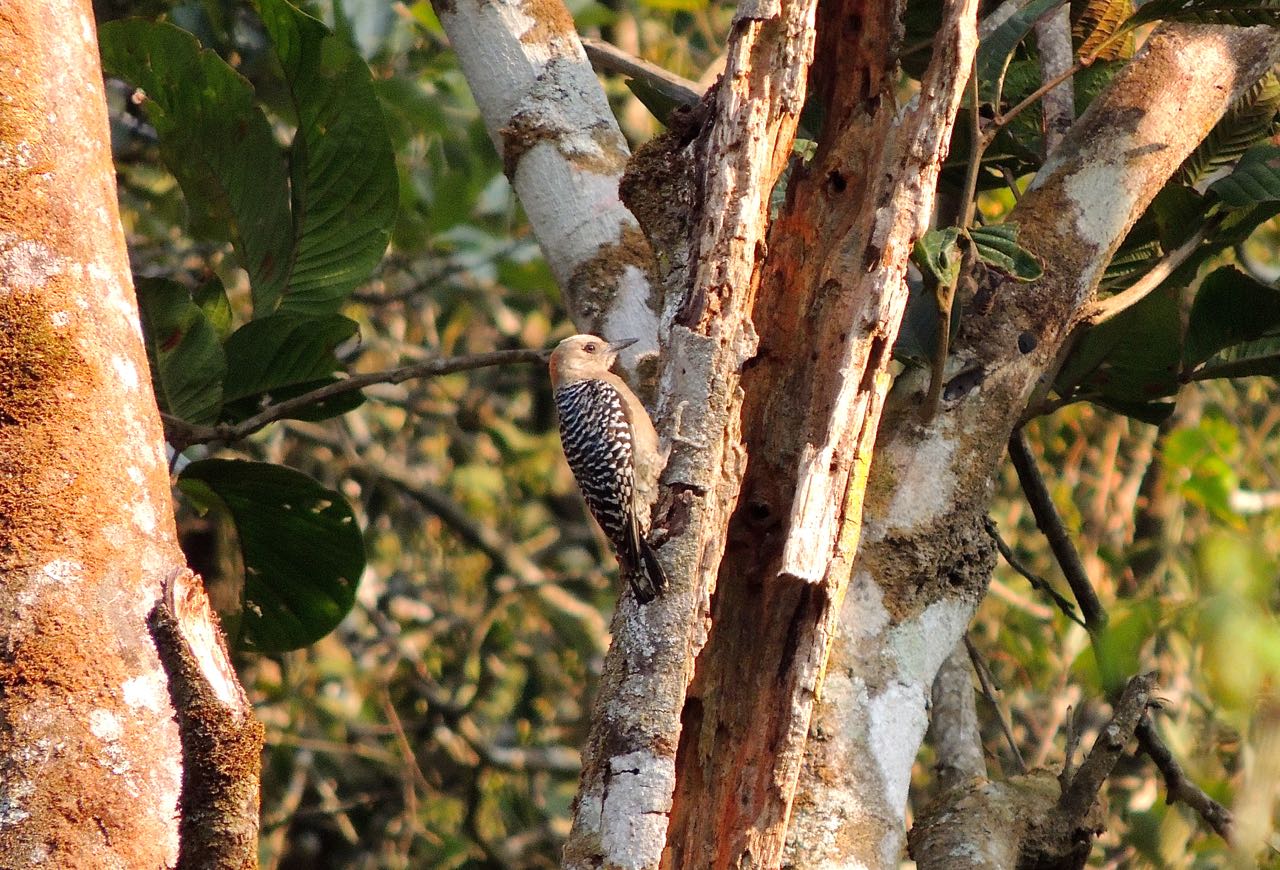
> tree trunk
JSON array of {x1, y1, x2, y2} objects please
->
[
  {"x1": 1, "y1": 1, "x2": 196, "y2": 864},
  {"x1": 785, "y1": 23, "x2": 1280, "y2": 867}
]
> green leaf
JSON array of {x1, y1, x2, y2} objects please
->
[
  {"x1": 1128, "y1": 0, "x2": 1280, "y2": 27},
  {"x1": 1184, "y1": 267, "x2": 1280, "y2": 367},
  {"x1": 1209, "y1": 143, "x2": 1280, "y2": 206},
  {"x1": 1149, "y1": 184, "x2": 1206, "y2": 251},
  {"x1": 966, "y1": 224, "x2": 1043, "y2": 280},
  {"x1": 896, "y1": 269, "x2": 961, "y2": 368},
  {"x1": 1057, "y1": 283, "x2": 1182, "y2": 407},
  {"x1": 179, "y1": 459, "x2": 364, "y2": 652},
  {"x1": 1090, "y1": 599, "x2": 1159, "y2": 694},
  {"x1": 192, "y1": 274, "x2": 234, "y2": 339},
  {"x1": 912, "y1": 227, "x2": 963, "y2": 286},
  {"x1": 224, "y1": 375, "x2": 368, "y2": 423},
  {"x1": 1179, "y1": 73, "x2": 1280, "y2": 186},
  {"x1": 100, "y1": 21, "x2": 294, "y2": 305},
  {"x1": 256, "y1": 0, "x2": 398, "y2": 315},
  {"x1": 976, "y1": 0, "x2": 1061, "y2": 106},
  {"x1": 1092, "y1": 397, "x2": 1176, "y2": 425},
  {"x1": 1193, "y1": 337, "x2": 1280, "y2": 380},
  {"x1": 221, "y1": 312, "x2": 360, "y2": 410},
  {"x1": 135, "y1": 277, "x2": 226, "y2": 425}
]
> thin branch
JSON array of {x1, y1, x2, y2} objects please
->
[
  {"x1": 163, "y1": 348, "x2": 547, "y2": 451},
  {"x1": 1083, "y1": 214, "x2": 1221, "y2": 326},
  {"x1": 930, "y1": 641, "x2": 988, "y2": 791},
  {"x1": 1008, "y1": 428, "x2": 1108, "y2": 633},
  {"x1": 966, "y1": 636, "x2": 1028, "y2": 774},
  {"x1": 1057, "y1": 673, "x2": 1156, "y2": 829},
  {"x1": 959, "y1": 58, "x2": 983, "y2": 230},
  {"x1": 985, "y1": 516, "x2": 1085, "y2": 626},
  {"x1": 1001, "y1": 165, "x2": 1022, "y2": 202},
  {"x1": 1136, "y1": 712, "x2": 1235, "y2": 841},
  {"x1": 983, "y1": 34, "x2": 1115, "y2": 148},
  {"x1": 581, "y1": 37, "x2": 703, "y2": 109}
]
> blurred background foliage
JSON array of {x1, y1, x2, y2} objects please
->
[{"x1": 97, "y1": 0, "x2": 1280, "y2": 865}]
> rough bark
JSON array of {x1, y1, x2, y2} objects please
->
[
  {"x1": 786, "y1": 24, "x2": 1280, "y2": 868},
  {"x1": 909, "y1": 673, "x2": 1156, "y2": 870},
  {"x1": 0, "y1": 1, "x2": 187, "y2": 863},
  {"x1": 663, "y1": 0, "x2": 978, "y2": 866},
  {"x1": 429, "y1": 0, "x2": 662, "y2": 379},
  {"x1": 150, "y1": 570, "x2": 263, "y2": 869},
  {"x1": 563, "y1": 0, "x2": 819, "y2": 862}
]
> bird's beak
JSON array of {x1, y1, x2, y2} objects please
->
[{"x1": 607, "y1": 338, "x2": 639, "y2": 353}]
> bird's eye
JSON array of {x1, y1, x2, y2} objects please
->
[{"x1": 584, "y1": 342, "x2": 598, "y2": 353}]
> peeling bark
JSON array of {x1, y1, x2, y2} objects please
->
[
  {"x1": 150, "y1": 570, "x2": 263, "y2": 870},
  {"x1": 664, "y1": 1, "x2": 979, "y2": 866},
  {"x1": 429, "y1": 0, "x2": 662, "y2": 370},
  {"x1": 786, "y1": 24, "x2": 1280, "y2": 868},
  {"x1": 0, "y1": 1, "x2": 188, "y2": 864},
  {"x1": 565, "y1": 0, "x2": 819, "y2": 861}
]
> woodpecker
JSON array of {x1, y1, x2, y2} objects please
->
[{"x1": 549, "y1": 334, "x2": 667, "y2": 604}]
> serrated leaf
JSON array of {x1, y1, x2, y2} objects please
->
[
  {"x1": 1184, "y1": 267, "x2": 1280, "y2": 367},
  {"x1": 100, "y1": 20, "x2": 294, "y2": 303},
  {"x1": 1180, "y1": 74, "x2": 1280, "y2": 186},
  {"x1": 1073, "y1": 0, "x2": 1136, "y2": 60},
  {"x1": 135, "y1": 277, "x2": 226, "y2": 425},
  {"x1": 1210, "y1": 143, "x2": 1280, "y2": 205},
  {"x1": 221, "y1": 313, "x2": 359, "y2": 412},
  {"x1": 256, "y1": 0, "x2": 398, "y2": 315},
  {"x1": 967, "y1": 224, "x2": 1044, "y2": 280},
  {"x1": 977, "y1": 0, "x2": 1062, "y2": 106},
  {"x1": 179, "y1": 459, "x2": 364, "y2": 652},
  {"x1": 1128, "y1": 0, "x2": 1280, "y2": 26}
]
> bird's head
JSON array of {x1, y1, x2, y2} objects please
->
[{"x1": 548, "y1": 334, "x2": 637, "y2": 386}]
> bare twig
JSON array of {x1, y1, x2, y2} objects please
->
[
  {"x1": 1008, "y1": 428, "x2": 1108, "y2": 633},
  {"x1": 1057, "y1": 673, "x2": 1156, "y2": 828},
  {"x1": 1136, "y1": 713, "x2": 1234, "y2": 841},
  {"x1": 581, "y1": 37, "x2": 703, "y2": 109},
  {"x1": 1000, "y1": 165, "x2": 1022, "y2": 202},
  {"x1": 966, "y1": 636, "x2": 1028, "y2": 774},
  {"x1": 163, "y1": 348, "x2": 547, "y2": 451},
  {"x1": 1059, "y1": 703, "x2": 1081, "y2": 791},
  {"x1": 986, "y1": 51, "x2": 1091, "y2": 146},
  {"x1": 1083, "y1": 214, "x2": 1220, "y2": 326},
  {"x1": 985, "y1": 516, "x2": 1085, "y2": 626}
]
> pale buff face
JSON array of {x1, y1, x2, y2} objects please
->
[{"x1": 549, "y1": 334, "x2": 624, "y2": 384}]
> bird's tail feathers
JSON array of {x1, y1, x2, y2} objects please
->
[{"x1": 625, "y1": 537, "x2": 667, "y2": 604}]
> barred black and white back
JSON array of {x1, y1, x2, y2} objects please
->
[{"x1": 554, "y1": 379, "x2": 665, "y2": 603}]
